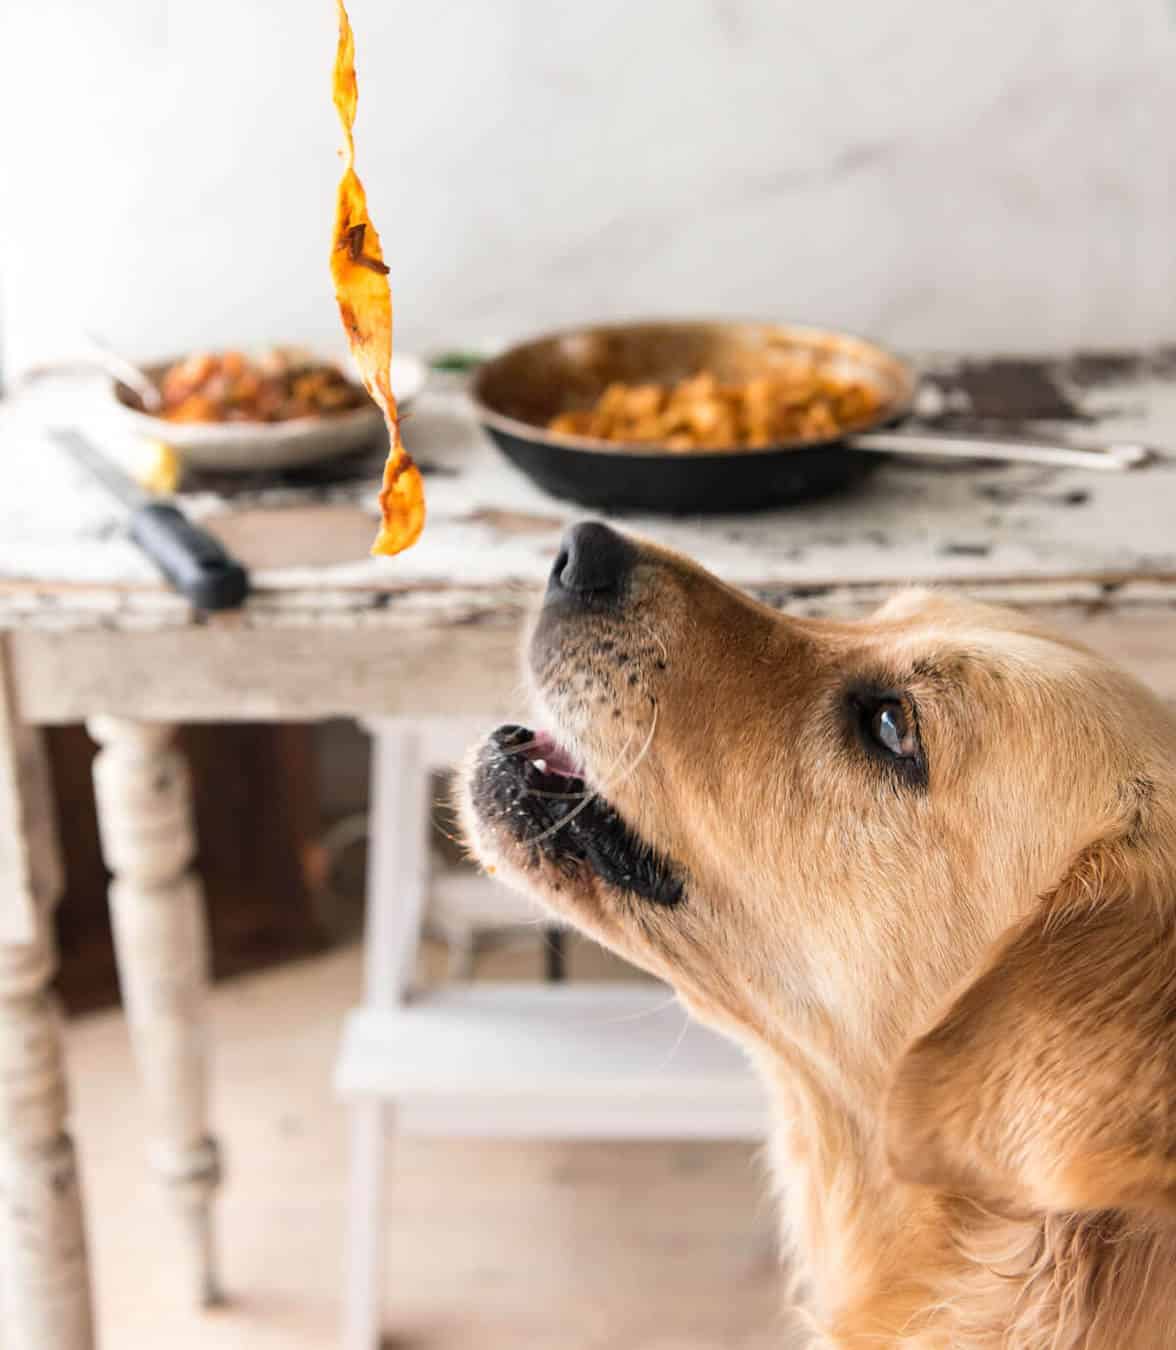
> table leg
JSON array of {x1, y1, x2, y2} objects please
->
[
  {"x1": 87, "y1": 717, "x2": 222, "y2": 1308},
  {"x1": 0, "y1": 649, "x2": 94, "y2": 1348},
  {"x1": 0, "y1": 930, "x2": 94, "y2": 1348}
]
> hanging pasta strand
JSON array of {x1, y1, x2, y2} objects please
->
[{"x1": 330, "y1": 0, "x2": 425, "y2": 555}]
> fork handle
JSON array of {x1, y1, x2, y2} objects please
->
[{"x1": 845, "y1": 430, "x2": 1150, "y2": 472}]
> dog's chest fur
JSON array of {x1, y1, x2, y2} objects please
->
[{"x1": 768, "y1": 1109, "x2": 1176, "y2": 1349}]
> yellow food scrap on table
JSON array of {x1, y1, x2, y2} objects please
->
[
  {"x1": 136, "y1": 439, "x2": 182, "y2": 495},
  {"x1": 330, "y1": 0, "x2": 425, "y2": 556}
]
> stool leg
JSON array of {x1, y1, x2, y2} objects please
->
[
  {"x1": 445, "y1": 926, "x2": 478, "y2": 983},
  {"x1": 343, "y1": 1102, "x2": 390, "y2": 1350},
  {"x1": 545, "y1": 927, "x2": 567, "y2": 982},
  {"x1": 342, "y1": 721, "x2": 429, "y2": 1349}
]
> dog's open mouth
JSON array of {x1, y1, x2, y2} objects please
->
[{"x1": 470, "y1": 725, "x2": 683, "y2": 907}]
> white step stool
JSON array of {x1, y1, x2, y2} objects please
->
[{"x1": 335, "y1": 718, "x2": 766, "y2": 1350}]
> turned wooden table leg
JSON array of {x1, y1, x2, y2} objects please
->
[
  {"x1": 0, "y1": 930, "x2": 94, "y2": 1349},
  {"x1": 0, "y1": 647, "x2": 94, "y2": 1349},
  {"x1": 87, "y1": 717, "x2": 222, "y2": 1309}
]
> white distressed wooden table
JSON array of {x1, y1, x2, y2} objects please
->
[{"x1": 2, "y1": 350, "x2": 1176, "y2": 1346}]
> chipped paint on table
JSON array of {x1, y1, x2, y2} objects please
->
[{"x1": 3, "y1": 351, "x2": 1176, "y2": 633}]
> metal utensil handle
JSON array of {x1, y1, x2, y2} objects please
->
[
  {"x1": 846, "y1": 430, "x2": 1150, "y2": 472},
  {"x1": 81, "y1": 331, "x2": 163, "y2": 411}
]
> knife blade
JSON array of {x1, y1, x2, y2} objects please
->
[{"x1": 52, "y1": 428, "x2": 250, "y2": 611}]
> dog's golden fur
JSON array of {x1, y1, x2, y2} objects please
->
[{"x1": 461, "y1": 530, "x2": 1176, "y2": 1347}]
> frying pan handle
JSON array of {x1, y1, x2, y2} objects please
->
[{"x1": 845, "y1": 430, "x2": 1151, "y2": 472}]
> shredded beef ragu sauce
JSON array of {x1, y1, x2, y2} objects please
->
[{"x1": 331, "y1": 0, "x2": 425, "y2": 556}]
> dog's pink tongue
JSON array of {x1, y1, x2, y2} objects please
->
[{"x1": 531, "y1": 730, "x2": 583, "y2": 777}]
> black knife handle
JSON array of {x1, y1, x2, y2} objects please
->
[{"x1": 129, "y1": 503, "x2": 250, "y2": 611}]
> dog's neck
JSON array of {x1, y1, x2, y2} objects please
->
[
  {"x1": 759, "y1": 1046, "x2": 954, "y2": 1343},
  {"x1": 757, "y1": 1049, "x2": 1174, "y2": 1349}
]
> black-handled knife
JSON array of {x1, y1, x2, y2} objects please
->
[{"x1": 52, "y1": 429, "x2": 250, "y2": 612}]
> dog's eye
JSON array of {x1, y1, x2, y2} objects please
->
[
  {"x1": 847, "y1": 687, "x2": 927, "y2": 787},
  {"x1": 870, "y1": 701, "x2": 917, "y2": 758}
]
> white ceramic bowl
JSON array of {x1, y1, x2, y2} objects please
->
[{"x1": 107, "y1": 351, "x2": 428, "y2": 472}]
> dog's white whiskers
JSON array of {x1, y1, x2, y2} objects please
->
[
  {"x1": 591, "y1": 991, "x2": 681, "y2": 1025},
  {"x1": 514, "y1": 727, "x2": 636, "y2": 847},
  {"x1": 499, "y1": 736, "x2": 547, "y2": 758},
  {"x1": 516, "y1": 794, "x2": 600, "y2": 845},
  {"x1": 654, "y1": 1006, "x2": 693, "y2": 1071},
  {"x1": 631, "y1": 615, "x2": 669, "y2": 666},
  {"x1": 601, "y1": 696, "x2": 659, "y2": 791},
  {"x1": 517, "y1": 699, "x2": 659, "y2": 848}
]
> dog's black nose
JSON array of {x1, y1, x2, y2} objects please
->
[{"x1": 549, "y1": 521, "x2": 634, "y2": 598}]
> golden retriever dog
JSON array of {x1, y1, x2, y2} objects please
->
[{"x1": 460, "y1": 521, "x2": 1176, "y2": 1348}]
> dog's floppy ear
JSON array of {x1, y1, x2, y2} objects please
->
[{"x1": 886, "y1": 844, "x2": 1176, "y2": 1219}]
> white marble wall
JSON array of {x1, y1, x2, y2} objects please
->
[{"x1": 3, "y1": 0, "x2": 1175, "y2": 377}]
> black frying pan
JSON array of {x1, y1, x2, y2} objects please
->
[{"x1": 470, "y1": 321, "x2": 1148, "y2": 514}]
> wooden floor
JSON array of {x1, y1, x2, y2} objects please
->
[{"x1": 65, "y1": 941, "x2": 797, "y2": 1349}]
